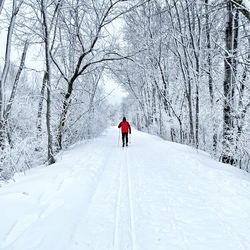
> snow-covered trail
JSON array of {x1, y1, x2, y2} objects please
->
[{"x1": 0, "y1": 127, "x2": 250, "y2": 250}]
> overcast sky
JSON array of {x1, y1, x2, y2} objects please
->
[{"x1": 0, "y1": 12, "x2": 127, "y2": 106}]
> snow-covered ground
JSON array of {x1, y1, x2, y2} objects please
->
[{"x1": 0, "y1": 127, "x2": 250, "y2": 250}]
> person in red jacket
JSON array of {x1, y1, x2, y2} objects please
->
[{"x1": 118, "y1": 117, "x2": 131, "y2": 147}]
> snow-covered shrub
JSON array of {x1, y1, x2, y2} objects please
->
[{"x1": 0, "y1": 137, "x2": 46, "y2": 181}]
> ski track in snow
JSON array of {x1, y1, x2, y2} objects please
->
[
  {"x1": 113, "y1": 156, "x2": 122, "y2": 250},
  {"x1": 0, "y1": 126, "x2": 250, "y2": 250},
  {"x1": 126, "y1": 151, "x2": 137, "y2": 250}
]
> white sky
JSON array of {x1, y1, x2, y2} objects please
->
[{"x1": 102, "y1": 75, "x2": 128, "y2": 105}]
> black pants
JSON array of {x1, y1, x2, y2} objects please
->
[{"x1": 122, "y1": 133, "x2": 128, "y2": 146}]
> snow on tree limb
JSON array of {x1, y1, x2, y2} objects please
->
[{"x1": 231, "y1": 0, "x2": 250, "y2": 20}]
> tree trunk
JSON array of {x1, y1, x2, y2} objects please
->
[
  {"x1": 205, "y1": 0, "x2": 214, "y2": 108},
  {"x1": 56, "y1": 81, "x2": 73, "y2": 151},
  {"x1": 186, "y1": 0, "x2": 201, "y2": 148},
  {"x1": 221, "y1": 1, "x2": 235, "y2": 165},
  {"x1": 235, "y1": 24, "x2": 250, "y2": 161},
  {"x1": 195, "y1": 83, "x2": 199, "y2": 148},
  {"x1": 36, "y1": 72, "x2": 46, "y2": 138},
  {"x1": 231, "y1": 8, "x2": 239, "y2": 106},
  {"x1": 205, "y1": 0, "x2": 218, "y2": 153},
  {"x1": 41, "y1": 0, "x2": 55, "y2": 164},
  {"x1": 187, "y1": 79, "x2": 194, "y2": 144}
]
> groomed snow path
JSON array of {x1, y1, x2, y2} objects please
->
[{"x1": 1, "y1": 127, "x2": 250, "y2": 250}]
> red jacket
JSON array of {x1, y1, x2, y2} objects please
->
[{"x1": 118, "y1": 121, "x2": 131, "y2": 133}]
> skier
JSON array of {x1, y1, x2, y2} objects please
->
[{"x1": 118, "y1": 117, "x2": 131, "y2": 147}]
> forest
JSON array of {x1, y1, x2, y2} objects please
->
[{"x1": 0, "y1": 0, "x2": 249, "y2": 180}]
